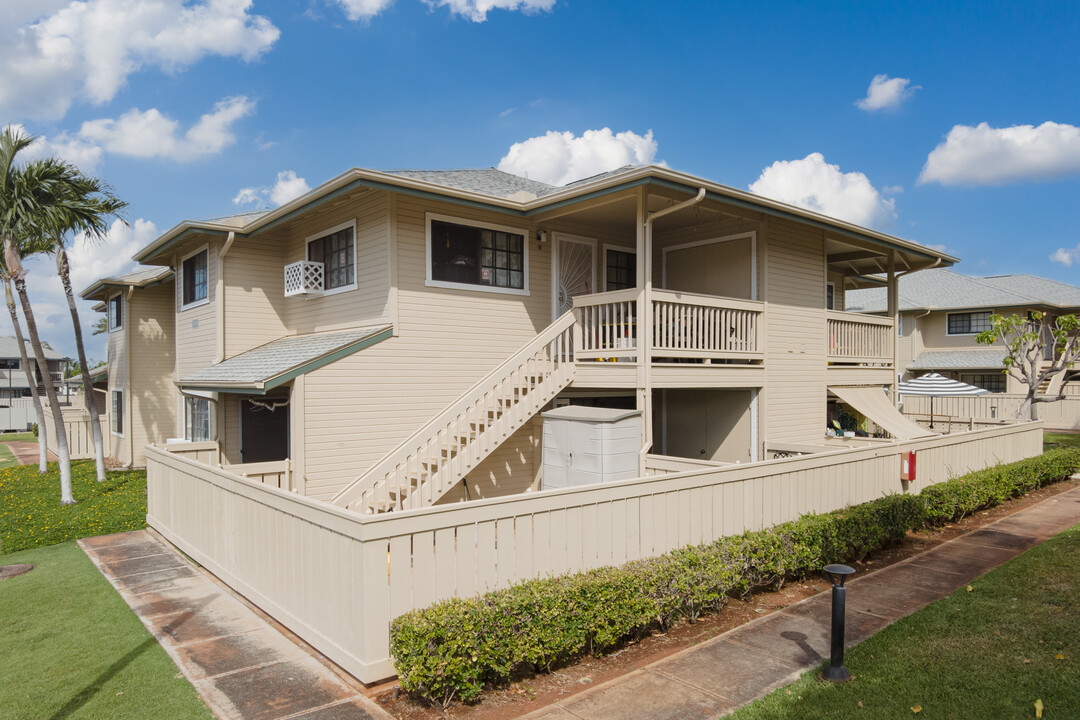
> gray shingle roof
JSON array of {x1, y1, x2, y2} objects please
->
[
  {"x1": 179, "y1": 326, "x2": 391, "y2": 391},
  {"x1": 846, "y1": 269, "x2": 1080, "y2": 313},
  {"x1": 79, "y1": 266, "x2": 173, "y2": 299},
  {"x1": 909, "y1": 349, "x2": 1008, "y2": 370},
  {"x1": 0, "y1": 337, "x2": 64, "y2": 360},
  {"x1": 382, "y1": 168, "x2": 559, "y2": 200}
]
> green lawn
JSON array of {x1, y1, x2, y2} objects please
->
[
  {"x1": 0, "y1": 461, "x2": 147, "y2": 555},
  {"x1": 0, "y1": 442, "x2": 19, "y2": 469},
  {"x1": 728, "y1": 523, "x2": 1080, "y2": 720},
  {"x1": 0, "y1": 542, "x2": 213, "y2": 720},
  {"x1": 1044, "y1": 431, "x2": 1080, "y2": 451},
  {"x1": 0, "y1": 432, "x2": 39, "y2": 443}
]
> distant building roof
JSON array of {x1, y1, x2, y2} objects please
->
[
  {"x1": 68, "y1": 365, "x2": 108, "y2": 386},
  {"x1": 382, "y1": 168, "x2": 561, "y2": 200},
  {"x1": 909, "y1": 349, "x2": 1008, "y2": 370},
  {"x1": 178, "y1": 326, "x2": 393, "y2": 393},
  {"x1": 0, "y1": 337, "x2": 64, "y2": 361},
  {"x1": 80, "y1": 266, "x2": 174, "y2": 300},
  {"x1": 847, "y1": 269, "x2": 1080, "y2": 313}
]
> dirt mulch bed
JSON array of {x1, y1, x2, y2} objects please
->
[{"x1": 377, "y1": 476, "x2": 1080, "y2": 720}]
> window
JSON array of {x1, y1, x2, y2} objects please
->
[
  {"x1": 826, "y1": 282, "x2": 836, "y2": 311},
  {"x1": 947, "y1": 311, "x2": 992, "y2": 335},
  {"x1": 0, "y1": 359, "x2": 18, "y2": 370},
  {"x1": 184, "y1": 396, "x2": 210, "y2": 441},
  {"x1": 428, "y1": 216, "x2": 527, "y2": 293},
  {"x1": 605, "y1": 248, "x2": 637, "y2": 291},
  {"x1": 182, "y1": 248, "x2": 209, "y2": 308},
  {"x1": 960, "y1": 373, "x2": 1006, "y2": 393},
  {"x1": 307, "y1": 222, "x2": 356, "y2": 292},
  {"x1": 110, "y1": 389, "x2": 124, "y2": 435},
  {"x1": 108, "y1": 295, "x2": 123, "y2": 331}
]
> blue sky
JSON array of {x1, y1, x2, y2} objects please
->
[{"x1": 2, "y1": 0, "x2": 1080, "y2": 360}]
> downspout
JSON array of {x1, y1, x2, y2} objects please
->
[
  {"x1": 211, "y1": 232, "x2": 235, "y2": 450},
  {"x1": 641, "y1": 188, "x2": 706, "y2": 457}
]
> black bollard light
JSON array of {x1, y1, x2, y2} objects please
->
[{"x1": 822, "y1": 564, "x2": 856, "y2": 682}]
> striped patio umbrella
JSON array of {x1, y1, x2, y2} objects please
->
[{"x1": 898, "y1": 372, "x2": 989, "y2": 428}]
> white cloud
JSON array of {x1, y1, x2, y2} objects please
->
[
  {"x1": 0, "y1": 218, "x2": 159, "y2": 360},
  {"x1": 426, "y1": 0, "x2": 555, "y2": 22},
  {"x1": 498, "y1": 128, "x2": 657, "y2": 186},
  {"x1": 1051, "y1": 245, "x2": 1080, "y2": 267},
  {"x1": 234, "y1": 170, "x2": 311, "y2": 207},
  {"x1": 919, "y1": 121, "x2": 1080, "y2": 186},
  {"x1": 4, "y1": 123, "x2": 105, "y2": 174},
  {"x1": 334, "y1": 0, "x2": 396, "y2": 20},
  {"x1": 79, "y1": 96, "x2": 256, "y2": 162},
  {"x1": 0, "y1": 0, "x2": 278, "y2": 121},
  {"x1": 855, "y1": 74, "x2": 919, "y2": 112},
  {"x1": 748, "y1": 152, "x2": 896, "y2": 228}
]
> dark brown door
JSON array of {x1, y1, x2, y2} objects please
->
[{"x1": 240, "y1": 390, "x2": 290, "y2": 463}]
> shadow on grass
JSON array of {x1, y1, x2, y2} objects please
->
[{"x1": 49, "y1": 636, "x2": 157, "y2": 720}]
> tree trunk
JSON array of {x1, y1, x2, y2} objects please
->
[
  {"x1": 57, "y1": 248, "x2": 107, "y2": 481},
  {"x1": 7, "y1": 250, "x2": 73, "y2": 504},
  {"x1": 4, "y1": 278, "x2": 48, "y2": 473}
]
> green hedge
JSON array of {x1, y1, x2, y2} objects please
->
[{"x1": 391, "y1": 448, "x2": 1080, "y2": 708}]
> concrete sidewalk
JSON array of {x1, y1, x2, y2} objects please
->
[
  {"x1": 79, "y1": 530, "x2": 393, "y2": 720},
  {"x1": 522, "y1": 483, "x2": 1080, "y2": 720},
  {"x1": 3, "y1": 439, "x2": 57, "y2": 465}
]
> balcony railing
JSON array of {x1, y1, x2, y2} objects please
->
[
  {"x1": 827, "y1": 310, "x2": 893, "y2": 363},
  {"x1": 571, "y1": 289, "x2": 765, "y2": 362},
  {"x1": 284, "y1": 260, "x2": 324, "y2": 297}
]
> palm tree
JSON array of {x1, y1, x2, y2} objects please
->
[
  {"x1": 0, "y1": 130, "x2": 53, "y2": 476},
  {"x1": 0, "y1": 126, "x2": 124, "y2": 503},
  {"x1": 49, "y1": 173, "x2": 126, "y2": 482}
]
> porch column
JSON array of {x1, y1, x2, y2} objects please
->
[
  {"x1": 635, "y1": 187, "x2": 651, "y2": 470},
  {"x1": 887, "y1": 251, "x2": 899, "y2": 405}
]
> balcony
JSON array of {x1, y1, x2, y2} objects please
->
[
  {"x1": 826, "y1": 310, "x2": 893, "y2": 364},
  {"x1": 284, "y1": 260, "x2": 324, "y2": 297},
  {"x1": 572, "y1": 289, "x2": 765, "y2": 364}
]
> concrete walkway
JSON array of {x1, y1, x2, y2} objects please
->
[
  {"x1": 79, "y1": 530, "x2": 393, "y2": 720},
  {"x1": 522, "y1": 483, "x2": 1080, "y2": 720},
  {"x1": 3, "y1": 439, "x2": 56, "y2": 465}
]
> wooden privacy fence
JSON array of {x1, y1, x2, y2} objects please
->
[
  {"x1": 45, "y1": 411, "x2": 107, "y2": 460},
  {"x1": 146, "y1": 421, "x2": 1043, "y2": 685},
  {"x1": 902, "y1": 394, "x2": 1080, "y2": 430}
]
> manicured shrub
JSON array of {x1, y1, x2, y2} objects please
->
[{"x1": 391, "y1": 448, "x2": 1080, "y2": 707}]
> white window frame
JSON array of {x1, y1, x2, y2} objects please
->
[
  {"x1": 184, "y1": 396, "x2": 211, "y2": 442},
  {"x1": 425, "y1": 212, "x2": 530, "y2": 296},
  {"x1": 109, "y1": 387, "x2": 124, "y2": 437},
  {"x1": 180, "y1": 244, "x2": 211, "y2": 312},
  {"x1": 107, "y1": 294, "x2": 123, "y2": 333},
  {"x1": 305, "y1": 220, "x2": 358, "y2": 296},
  {"x1": 602, "y1": 244, "x2": 637, "y2": 292},
  {"x1": 946, "y1": 310, "x2": 993, "y2": 336}
]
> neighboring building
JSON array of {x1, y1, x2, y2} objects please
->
[
  {"x1": 99, "y1": 163, "x2": 952, "y2": 496},
  {"x1": 847, "y1": 268, "x2": 1080, "y2": 394},
  {"x1": 80, "y1": 266, "x2": 177, "y2": 467},
  {"x1": 0, "y1": 336, "x2": 67, "y2": 399}
]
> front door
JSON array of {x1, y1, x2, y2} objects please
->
[
  {"x1": 553, "y1": 234, "x2": 596, "y2": 320},
  {"x1": 239, "y1": 389, "x2": 290, "y2": 463}
]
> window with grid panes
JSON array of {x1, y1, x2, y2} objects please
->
[
  {"x1": 960, "y1": 373, "x2": 1006, "y2": 393},
  {"x1": 606, "y1": 249, "x2": 636, "y2": 291},
  {"x1": 430, "y1": 219, "x2": 525, "y2": 290},
  {"x1": 308, "y1": 226, "x2": 355, "y2": 290},
  {"x1": 947, "y1": 311, "x2": 992, "y2": 334}
]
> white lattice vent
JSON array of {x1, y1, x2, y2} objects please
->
[{"x1": 284, "y1": 260, "x2": 324, "y2": 297}]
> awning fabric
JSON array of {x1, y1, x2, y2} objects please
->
[{"x1": 830, "y1": 385, "x2": 934, "y2": 440}]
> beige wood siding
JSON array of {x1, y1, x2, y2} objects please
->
[
  {"x1": 301, "y1": 196, "x2": 551, "y2": 500},
  {"x1": 175, "y1": 239, "x2": 219, "y2": 378},
  {"x1": 917, "y1": 309, "x2": 1016, "y2": 351},
  {"x1": 281, "y1": 189, "x2": 392, "y2": 334},
  {"x1": 129, "y1": 282, "x2": 178, "y2": 466},
  {"x1": 224, "y1": 237, "x2": 287, "y2": 357},
  {"x1": 436, "y1": 418, "x2": 541, "y2": 504},
  {"x1": 106, "y1": 291, "x2": 129, "y2": 464},
  {"x1": 763, "y1": 218, "x2": 827, "y2": 443}
]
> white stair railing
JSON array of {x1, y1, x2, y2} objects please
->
[{"x1": 331, "y1": 312, "x2": 577, "y2": 513}]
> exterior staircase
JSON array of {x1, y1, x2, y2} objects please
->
[{"x1": 331, "y1": 313, "x2": 577, "y2": 514}]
